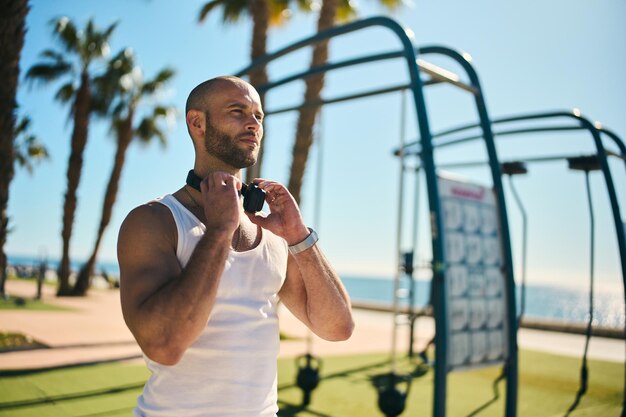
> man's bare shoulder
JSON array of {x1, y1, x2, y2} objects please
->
[
  {"x1": 123, "y1": 201, "x2": 172, "y2": 226},
  {"x1": 118, "y1": 201, "x2": 177, "y2": 249}
]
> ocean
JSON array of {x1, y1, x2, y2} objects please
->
[
  {"x1": 342, "y1": 275, "x2": 625, "y2": 329},
  {"x1": 7, "y1": 255, "x2": 625, "y2": 329}
]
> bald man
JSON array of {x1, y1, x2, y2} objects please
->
[{"x1": 117, "y1": 76, "x2": 354, "y2": 417}]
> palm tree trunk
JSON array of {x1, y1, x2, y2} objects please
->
[
  {"x1": 57, "y1": 70, "x2": 91, "y2": 296},
  {"x1": 246, "y1": 0, "x2": 270, "y2": 183},
  {"x1": 287, "y1": 0, "x2": 338, "y2": 204},
  {"x1": 0, "y1": 0, "x2": 29, "y2": 297},
  {"x1": 73, "y1": 115, "x2": 132, "y2": 296}
]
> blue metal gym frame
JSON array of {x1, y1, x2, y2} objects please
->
[
  {"x1": 401, "y1": 110, "x2": 626, "y2": 415},
  {"x1": 235, "y1": 16, "x2": 519, "y2": 417}
]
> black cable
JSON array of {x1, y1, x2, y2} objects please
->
[
  {"x1": 564, "y1": 170, "x2": 595, "y2": 416},
  {"x1": 465, "y1": 367, "x2": 506, "y2": 417}
]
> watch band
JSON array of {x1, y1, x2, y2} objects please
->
[{"x1": 288, "y1": 228, "x2": 319, "y2": 255}]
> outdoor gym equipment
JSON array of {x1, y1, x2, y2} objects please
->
[
  {"x1": 296, "y1": 353, "x2": 322, "y2": 406},
  {"x1": 376, "y1": 372, "x2": 412, "y2": 417},
  {"x1": 235, "y1": 15, "x2": 625, "y2": 417},
  {"x1": 401, "y1": 112, "x2": 626, "y2": 416},
  {"x1": 500, "y1": 162, "x2": 528, "y2": 325},
  {"x1": 565, "y1": 154, "x2": 599, "y2": 416},
  {"x1": 236, "y1": 16, "x2": 518, "y2": 417}
]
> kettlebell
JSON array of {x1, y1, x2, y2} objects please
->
[
  {"x1": 376, "y1": 372, "x2": 411, "y2": 417},
  {"x1": 296, "y1": 353, "x2": 321, "y2": 406}
]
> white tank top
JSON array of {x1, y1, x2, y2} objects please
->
[{"x1": 134, "y1": 194, "x2": 288, "y2": 417}]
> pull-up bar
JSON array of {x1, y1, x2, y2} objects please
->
[
  {"x1": 254, "y1": 50, "x2": 477, "y2": 95},
  {"x1": 255, "y1": 57, "x2": 476, "y2": 116},
  {"x1": 431, "y1": 152, "x2": 620, "y2": 170}
]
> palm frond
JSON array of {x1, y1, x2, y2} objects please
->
[
  {"x1": 377, "y1": 0, "x2": 407, "y2": 10},
  {"x1": 336, "y1": 0, "x2": 358, "y2": 22},
  {"x1": 55, "y1": 81, "x2": 76, "y2": 103},
  {"x1": 223, "y1": 0, "x2": 249, "y2": 23},
  {"x1": 92, "y1": 72, "x2": 117, "y2": 101},
  {"x1": 296, "y1": 0, "x2": 315, "y2": 11},
  {"x1": 110, "y1": 117, "x2": 124, "y2": 136},
  {"x1": 90, "y1": 94, "x2": 112, "y2": 117},
  {"x1": 91, "y1": 48, "x2": 134, "y2": 112},
  {"x1": 39, "y1": 48, "x2": 67, "y2": 63},
  {"x1": 13, "y1": 116, "x2": 49, "y2": 175},
  {"x1": 153, "y1": 105, "x2": 177, "y2": 124},
  {"x1": 51, "y1": 16, "x2": 80, "y2": 52},
  {"x1": 153, "y1": 106, "x2": 169, "y2": 117},
  {"x1": 113, "y1": 48, "x2": 135, "y2": 69},
  {"x1": 112, "y1": 102, "x2": 127, "y2": 118},
  {"x1": 14, "y1": 116, "x2": 31, "y2": 134},
  {"x1": 198, "y1": 0, "x2": 229, "y2": 22},
  {"x1": 268, "y1": 0, "x2": 292, "y2": 26},
  {"x1": 101, "y1": 20, "x2": 119, "y2": 42},
  {"x1": 141, "y1": 68, "x2": 175, "y2": 95},
  {"x1": 85, "y1": 19, "x2": 95, "y2": 41},
  {"x1": 81, "y1": 18, "x2": 116, "y2": 63},
  {"x1": 14, "y1": 153, "x2": 30, "y2": 173},
  {"x1": 92, "y1": 21, "x2": 118, "y2": 58},
  {"x1": 135, "y1": 117, "x2": 167, "y2": 147},
  {"x1": 153, "y1": 68, "x2": 176, "y2": 84},
  {"x1": 27, "y1": 141, "x2": 49, "y2": 159},
  {"x1": 25, "y1": 62, "x2": 73, "y2": 85}
]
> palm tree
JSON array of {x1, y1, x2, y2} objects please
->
[
  {"x1": 198, "y1": 0, "x2": 313, "y2": 182},
  {"x1": 25, "y1": 17, "x2": 117, "y2": 295},
  {"x1": 0, "y1": 115, "x2": 48, "y2": 296},
  {"x1": 0, "y1": 0, "x2": 29, "y2": 298},
  {"x1": 72, "y1": 49, "x2": 176, "y2": 295},
  {"x1": 287, "y1": 0, "x2": 405, "y2": 204},
  {"x1": 13, "y1": 116, "x2": 49, "y2": 174}
]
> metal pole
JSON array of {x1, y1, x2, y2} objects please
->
[
  {"x1": 507, "y1": 176, "x2": 528, "y2": 325},
  {"x1": 408, "y1": 164, "x2": 421, "y2": 358},
  {"x1": 565, "y1": 170, "x2": 596, "y2": 416},
  {"x1": 392, "y1": 91, "x2": 408, "y2": 374},
  {"x1": 419, "y1": 45, "x2": 518, "y2": 417}
]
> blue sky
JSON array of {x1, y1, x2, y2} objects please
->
[{"x1": 9, "y1": 0, "x2": 626, "y2": 290}]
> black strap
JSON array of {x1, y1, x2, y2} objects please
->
[{"x1": 186, "y1": 170, "x2": 202, "y2": 191}]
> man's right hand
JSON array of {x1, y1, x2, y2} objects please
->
[
  {"x1": 198, "y1": 171, "x2": 241, "y2": 236},
  {"x1": 119, "y1": 172, "x2": 242, "y2": 365}
]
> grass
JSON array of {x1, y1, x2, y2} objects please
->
[
  {"x1": 0, "y1": 350, "x2": 622, "y2": 417},
  {"x1": 2, "y1": 277, "x2": 71, "y2": 311},
  {"x1": 0, "y1": 333, "x2": 47, "y2": 353},
  {"x1": 0, "y1": 295, "x2": 67, "y2": 312}
]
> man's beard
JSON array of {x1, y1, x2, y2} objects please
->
[{"x1": 204, "y1": 114, "x2": 259, "y2": 169}]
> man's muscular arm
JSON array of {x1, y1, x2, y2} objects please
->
[
  {"x1": 247, "y1": 180, "x2": 354, "y2": 341},
  {"x1": 118, "y1": 173, "x2": 240, "y2": 365},
  {"x1": 281, "y1": 244, "x2": 354, "y2": 341}
]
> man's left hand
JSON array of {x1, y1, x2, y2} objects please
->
[{"x1": 245, "y1": 179, "x2": 310, "y2": 245}]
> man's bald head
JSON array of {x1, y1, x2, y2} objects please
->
[{"x1": 185, "y1": 76, "x2": 255, "y2": 116}]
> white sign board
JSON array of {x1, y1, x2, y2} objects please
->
[{"x1": 438, "y1": 174, "x2": 509, "y2": 371}]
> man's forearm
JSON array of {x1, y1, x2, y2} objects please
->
[
  {"x1": 132, "y1": 230, "x2": 231, "y2": 364},
  {"x1": 290, "y1": 246, "x2": 354, "y2": 341}
]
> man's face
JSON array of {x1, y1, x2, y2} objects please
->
[
  {"x1": 202, "y1": 82, "x2": 264, "y2": 169},
  {"x1": 203, "y1": 111, "x2": 259, "y2": 169}
]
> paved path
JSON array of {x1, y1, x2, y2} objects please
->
[{"x1": 0, "y1": 279, "x2": 623, "y2": 371}]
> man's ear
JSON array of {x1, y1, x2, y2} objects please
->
[{"x1": 186, "y1": 109, "x2": 205, "y2": 137}]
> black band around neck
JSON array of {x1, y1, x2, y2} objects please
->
[{"x1": 186, "y1": 170, "x2": 202, "y2": 191}]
